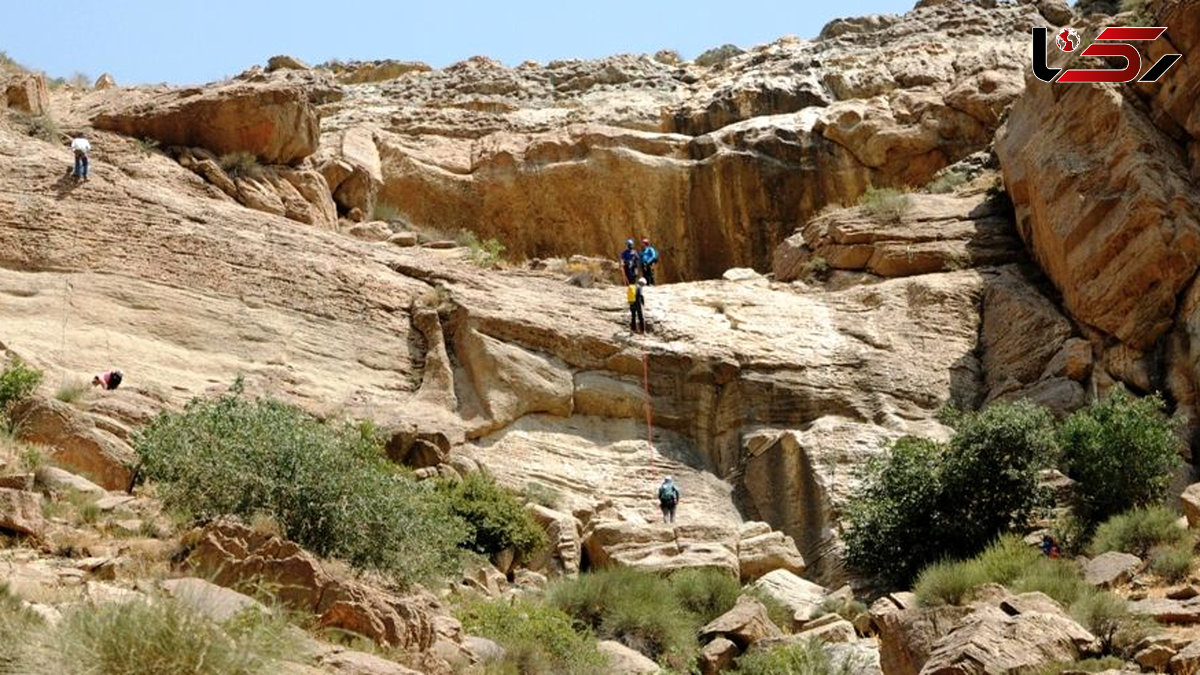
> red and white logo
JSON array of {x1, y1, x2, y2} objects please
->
[
  {"x1": 1033, "y1": 26, "x2": 1182, "y2": 83},
  {"x1": 1055, "y1": 28, "x2": 1080, "y2": 52}
]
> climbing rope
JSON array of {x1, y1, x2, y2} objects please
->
[{"x1": 642, "y1": 350, "x2": 654, "y2": 458}]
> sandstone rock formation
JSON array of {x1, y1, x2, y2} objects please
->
[
  {"x1": 90, "y1": 77, "x2": 321, "y2": 164},
  {"x1": 4, "y1": 73, "x2": 50, "y2": 115},
  {"x1": 321, "y1": 1, "x2": 1046, "y2": 280},
  {"x1": 10, "y1": 397, "x2": 136, "y2": 491}
]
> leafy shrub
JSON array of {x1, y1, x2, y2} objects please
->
[
  {"x1": 438, "y1": 473, "x2": 547, "y2": 561},
  {"x1": 133, "y1": 390, "x2": 466, "y2": 584},
  {"x1": 219, "y1": 151, "x2": 264, "y2": 180},
  {"x1": 458, "y1": 230, "x2": 507, "y2": 268},
  {"x1": 1059, "y1": 387, "x2": 1182, "y2": 528},
  {"x1": 456, "y1": 598, "x2": 608, "y2": 675},
  {"x1": 926, "y1": 169, "x2": 968, "y2": 194},
  {"x1": 1149, "y1": 544, "x2": 1195, "y2": 583},
  {"x1": 858, "y1": 187, "x2": 911, "y2": 222},
  {"x1": 548, "y1": 568, "x2": 699, "y2": 669},
  {"x1": 0, "y1": 358, "x2": 43, "y2": 430},
  {"x1": 733, "y1": 637, "x2": 863, "y2": 675},
  {"x1": 1088, "y1": 506, "x2": 1188, "y2": 558},
  {"x1": 667, "y1": 569, "x2": 741, "y2": 625},
  {"x1": 17, "y1": 597, "x2": 297, "y2": 675},
  {"x1": 845, "y1": 402, "x2": 1056, "y2": 586},
  {"x1": 1010, "y1": 559, "x2": 1091, "y2": 607}
]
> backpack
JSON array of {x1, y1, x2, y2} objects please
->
[
  {"x1": 108, "y1": 371, "x2": 123, "y2": 390},
  {"x1": 627, "y1": 285, "x2": 637, "y2": 304},
  {"x1": 658, "y1": 483, "x2": 678, "y2": 505}
]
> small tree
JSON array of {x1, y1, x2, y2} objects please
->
[
  {"x1": 0, "y1": 358, "x2": 43, "y2": 430},
  {"x1": 844, "y1": 402, "x2": 1056, "y2": 586},
  {"x1": 1059, "y1": 387, "x2": 1182, "y2": 528}
]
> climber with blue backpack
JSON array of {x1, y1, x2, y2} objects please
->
[
  {"x1": 640, "y1": 238, "x2": 659, "y2": 286},
  {"x1": 658, "y1": 476, "x2": 680, "y2": 523}
]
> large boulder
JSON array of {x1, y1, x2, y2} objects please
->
[
  {"x1": 1181, "y1": 482, "x2": 1200, "y2": 528},
  {"x1": 875, "y1": 604, "x2": 973, "y2": 675},
  {"x1": 525, "y1": 504, "x2": 582, "y2": 577},
  {"x1": 0, "y1": 487, "x2": 44, "y2": 538},
  {"x1": 584, "y1": 520, "x2": 740, "y2": 577},
  {"x1": 92, "y1": 80, "x2": 320, "y2": 164},
  {"x1": 597, "y1": 640, "x2": 660, "y2": 674},
  {"x1": 751, "y1": 569, "x2": 828, "y2": 625},
  {"x1": 160, "y1": 578, "x2": 266, "y2": 623},
  {"x1": 736, "y1": 521, "x2": 805, "y2": 582},
  {"x1": 4, "y1": 73, "x2": 49, "y2": 115},
  {"x1": 10, "y1": 397, "x2": 136, "y2": 491},
  {"x1": 1083, "y1": 552, "x2": 1142, "y2": 588},
  {"x1": 699, "y1": 595, "x2": 784, "y2": 649},
  {"x1": 917, "y1": 606, "x2": 1100, "y2": 674},
  {"x1": 187, "y1": 519, "x2": 464, "y2": 657}
]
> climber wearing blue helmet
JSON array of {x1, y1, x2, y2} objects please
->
[{"x1": 620, "y1": 237, "x2": 643, "y2": 284}]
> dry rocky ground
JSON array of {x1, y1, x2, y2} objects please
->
[{"x1": 5, "y1": 0, "x2": 1200, "y2": 672}]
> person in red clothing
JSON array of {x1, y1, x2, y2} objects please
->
[{"x1": 92, "y1": 369, "x2": 123, "y2": 391}]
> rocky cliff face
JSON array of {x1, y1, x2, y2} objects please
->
[
  {"x1": 4, "y1": 0, "x2": 1199, "y2": 607},
  {"x1": 319, "y1": 1, "x2": 1048, "y2": 281}
]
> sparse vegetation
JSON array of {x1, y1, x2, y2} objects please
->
[
  {"x1": 0, "y1": 357, "x2": 43, "y2": 430},
  {"x1": 458, "y1": 230, "x2": 507, "y2": 268},
  {"x1": 136, "y1": 138, "x2": 160, "y2": 156},
  {"x1": 1088, "y1": 506, "x2": 1188, "y2": 558},
  {"x1": 801, "y1": 255, "x2": 831, "y2": 282},
  {"x1": 815, "y1": 595, "x2": 868, "y2": 626},
  {"x1": 745, "y1": 587, "x2": 795, "y2": 633},
  {"x1": 548, "y1": 567, "x2": 741, "y2": 670},
  {"x1": 13, "y1": 597, "x2": 299, "y2": 675},
  {"x1": 1149, "y1": 544, "x2": 1195, "y2": 583},
  {"x1": 133, "y1": 385, "x2": 467, "y2": 584},
  {"x1": 522, "y1": 482, "x2": 563, "y2": 509},
  {"x1": 844, "y1": 402, "x2": 1056, "y2": 586},
  {"x1": 371, "y1": 201, "x2": 401, "y2": 222},
  {"x1": 732, "y1": 637, "x2": 863, "y2": 675},
  {"x1": 54, "y1": 380, "x2": 88, "y2": 404},
  {"x1": 437, "y1": 472, "x2": 547, "y2": 562},
  {"x1": 22, "y1": 115, "x2": 61, "y2": 143},
  {"x1": 0, "y1": 51, "x2": 26, "y2": 72},
  {"x1": 456, "y1": 598, "x2": 608, "y2": 675},
  {"x1": 926, "y1": 169, "x2": 968, "y2": 194},
  {"x1": 218, "y1": 151, "x2": 265, "y2": 180},
  {"x1": 858, "y1": 187, "x2": 911, "y2": 222},
  {"x1": 1059, "y1": 387, "x2": 1182, "y2": 529},
  {"x1": 1037, "y1": 657, "x2": 1128, "y2": 675},
  {"x1": 1069, "y1": 590, "x2": 1152, "y2": 655}
]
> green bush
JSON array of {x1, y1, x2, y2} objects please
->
[
  {"x1": 815, "y1": 596, "x2": 867, "y2": 625},
  {"x1": 371, "y1": 202, "x2": 401, "y2": 222},
  {"x1": 858, "y1": 187, "x2": 911, "y2": 222},
  {"x1": 22, "y1": 115, "x2": 60, "y2": 143},
  {"x1": 1088, "y1": 506, "x2": 1188, "y2": 558},
  {"x1": 133, "y1": 389, "x2": 467, "y2": 584},
  {"x1": 669, "y1": 569, "x2": 741, "y2": 625},
  {"x1": 0, "y1": 357, "x2": 43, "y2": 430},
  {"x1": 458, "y1": 230, "x2": 507, "y2": 268},
  {"x1": 16, "y1": 597, "x2": 297, "y2": 675},
  {"x1": 1149, "y1": 544, "x2": 1195, "y2": 583},
  {"x1": 744, "y1": 588, "x2": 795, "y2": 633},
  {"x1": 926, "y1": 169, "x2": 968, "y2": 194},
  {"x1": 438, "y1": 473, "x2": 547, "y2": 561},
  {"x1": 915, "y1": 535, "x2": 1091, "y2": 608},
  {"x1": 456, "y1": 598, "x2": 608, "y2": 675},
  {"x1": 219, "y1": 151, "x2": 265, "y2": 180},
  {"x1": 55, "y1": 380, "x2": 88, "y2": 404},
  {"x1": 845, "y1": 402, "x2": 1056, "y2": 586},
  {"x1": 733, "y1": 637, "x2": 863, "y2": 675},
  {"x1": 548, "y1": 568, "x2": 699, "y2": 670},
  {"x1": 1069, "y1": 590, "x2": 1150, "y2": 655},
  {"x1": 1059, "y1": 387, "x2": 1182, "y2": 528}
]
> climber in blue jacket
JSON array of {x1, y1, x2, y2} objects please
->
[{"x1": 640, "y1": 237, "x2": 659, "y2": 286}]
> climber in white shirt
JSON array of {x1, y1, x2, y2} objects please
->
[{"x1": 71, "y1": 136, "x2": 91, "y2": 181}]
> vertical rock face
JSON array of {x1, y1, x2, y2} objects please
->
[
  {"x1": 322, "y1": 1, "x2": 1041, "y2": 280},
  {"x1": 4, "y1": 73, "x2": 50, "y2": 115}
]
